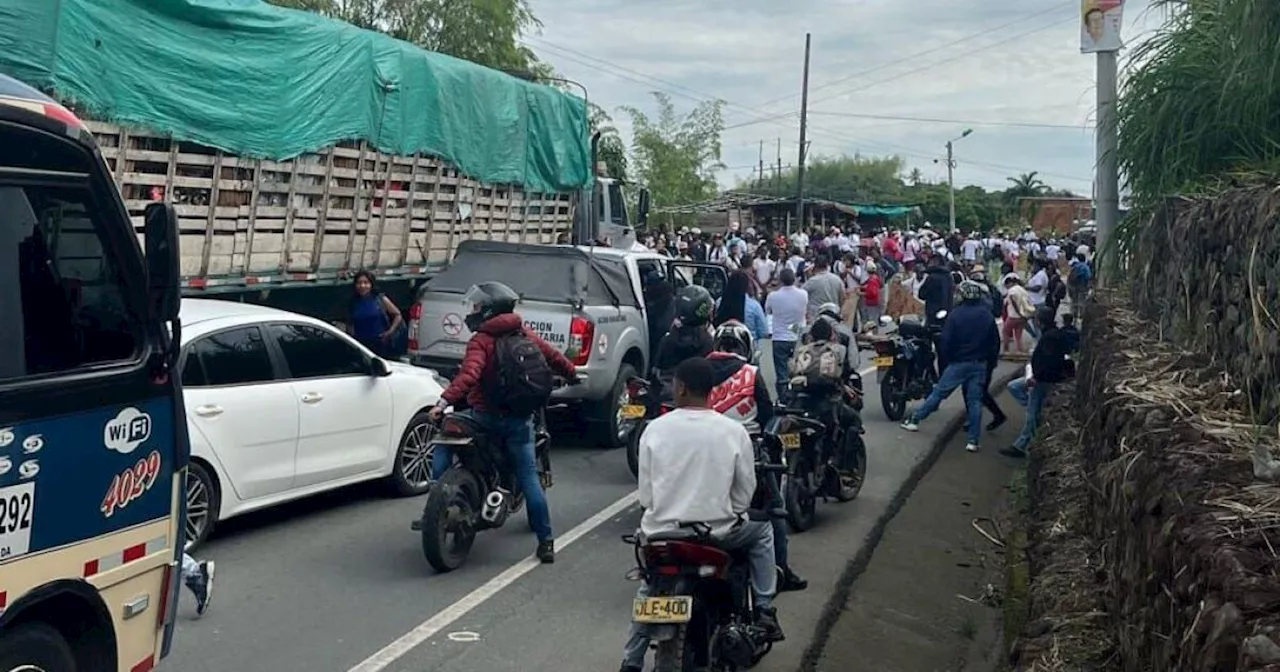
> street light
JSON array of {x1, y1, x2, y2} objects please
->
[{"x1": 939, "y1": 128, "x2": 973, "y2": 232}]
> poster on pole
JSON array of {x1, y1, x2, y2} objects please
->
[{"x1": 1080, "y1": 0, "x2": 1125, "y2": 53}]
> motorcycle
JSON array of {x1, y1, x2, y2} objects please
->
[
  {"x1": 412, "y1": 378, "x2": 573, "y2": 573},
  {"x1": 871, "y1": 310, "x2": 947, "y2": 421},
  {"x1": 768, "y1": 376, "x2": 867, "y2": 532},
  {"x1": 621, "y1": 459, "x2": 788, "y2": 671},
  {"x1": 622, "y1": 376, "x2": 675, "y2": 480}
]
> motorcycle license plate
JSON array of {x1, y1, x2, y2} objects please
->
[
  {"x1": 780, "y1": 433, "x2": 802, "y2": 450},
  {"x1": 873, "y1": 356, "x2": 894, "y2": 368},
  {"x1": 621, "y1": 404, "x2": 647, "y2": 419},
  {"x1": 633, "y1": 596, "x2": 693, "y2": 624}
]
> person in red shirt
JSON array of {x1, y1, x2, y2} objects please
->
[
  {"x1": 860, "y1": 263, "x2": 884, "y2": 324},
  {"x1": 882, "y1": 232, "x2": 903, "y2": 265},
  {"x1": 428, "y1": 281, "x2": 577, "y2": 563}
]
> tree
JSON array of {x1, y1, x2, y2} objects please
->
[
  {"x1": 622, "y1": 93, "x2": 726, "y2": 228},
  {"x1": 907, "y1": 167, "x2": 924, "y2": 186},
  {"x1": 267, "y1": 0, "x2": 544, "y2": 72},
  {"x1": 1004, "y1": 171, "x2": 1049, "y2": 202}
]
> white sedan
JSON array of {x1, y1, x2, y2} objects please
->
[{"x1": 178, "y1": 299, "x2": 445, "y2": 549}]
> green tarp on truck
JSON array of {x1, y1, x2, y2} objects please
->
[{"x1": 0, "y1": 0, "x2": 592, "y2": 193}]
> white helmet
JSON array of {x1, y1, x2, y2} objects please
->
[
  {"x1": 817, "y1": 302, "x2": 842, "y2": 322},
  {"x1": 712, "y1": 320, "x2": 754, "y2": 359}
]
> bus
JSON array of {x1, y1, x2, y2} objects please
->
[{"x1": 0, "y1": 74, "x2": 187, "y2": 672}]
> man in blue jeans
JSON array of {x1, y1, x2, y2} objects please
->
[
  {"x1": 428, "y1": 281, "x2": 577, "y2": 563},
  {"x1": 1002, "y1": 307, "x2": 1071, "y2": 458},
  {"x1": 765, "y1": 267, "x2": 808, "y2": 403},
  {"x1": 900, "y1": 281, "x2": 1000, "y2": 452}
]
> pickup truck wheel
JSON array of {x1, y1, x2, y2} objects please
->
[{"x1": 594, "y1": 363, "x2": 637, "y2": 449}]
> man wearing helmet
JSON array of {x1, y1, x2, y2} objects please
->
[
  {"x1": 651, "y1": 284, "x2": 716, "y2": 403},
  {"x1": 428, "y1": 281, "x2": 578, "y2": 564},
  {"x1": 899, "y1": 280, "x2": 1000, "y2": 453},
  {"x1": 707, "y1": 322, "x2": 808, "y2": 593}
]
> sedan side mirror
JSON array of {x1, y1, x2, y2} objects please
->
[{"x1": 370, "y1": 358, "x2": 392, "y2": 377}]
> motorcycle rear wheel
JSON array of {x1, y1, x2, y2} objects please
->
[
  {"x1": 625, "y1": 421, "x2": 645, "y2": 480},
  {"x1": 421, "y1": 468, "x2": 482, "y2": 573},
  {"x1": 833, "y1": 432, "x2": 867, "y2": 502},
  {"x1": 653, "y1": 625, "x2": 688, "y2": 672},
  {"x1": 784, "y1": 458, "x2": 818, "y2": 532},
  {"x1": 880, "y1": 368, "x2": 907, "y2": 421}
]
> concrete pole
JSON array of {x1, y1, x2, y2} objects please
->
[
  {"x1": 1095, "y1": 50, "x2": 1120, "y2": 285},
  {"x1": 946, "y1": 140, "x2": 956, "y2": 231},
  {"x1": 795, "y1": 33, "x2": 811, "y2": 236}
]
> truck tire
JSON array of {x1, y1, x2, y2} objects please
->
[
  {"x1": 593, "y1": 364, "x2": 637, "y2": 449},
  {"x1": 0, "y1": 623, "x2": 77, "y2": 672}
]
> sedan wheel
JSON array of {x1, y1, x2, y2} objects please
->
[
  {"x1": 391, "y1": 412, "x2": 436, "y2": 496},
  {"x1": 184, "y1": 463, "x2": 217, "y2": 551}
]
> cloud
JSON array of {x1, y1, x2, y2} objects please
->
[{"x1": 526, "y1": 0, "x2": 1164, "y2": 197}]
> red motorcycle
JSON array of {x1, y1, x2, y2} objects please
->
[{"x1": 622, "y1": 376, "x2": 674, "y2": 479}]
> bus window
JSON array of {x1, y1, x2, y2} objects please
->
[{"x1": 0, "y1": 183, "x2": 137, "y2": 381}]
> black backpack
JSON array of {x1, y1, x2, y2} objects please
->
[{"x1": 487, "y1": 332, "x2": 555, "y2": 416}]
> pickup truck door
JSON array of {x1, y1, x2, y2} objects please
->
[{"x1": 666, "y1": 260, "x2": 729, "y2": 301}]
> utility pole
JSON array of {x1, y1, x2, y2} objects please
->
[
  {"x1": 775, "y1": 138, "x2": 782, "y2": 191},
  {"x1": 1096, "y1": 49, "x2": 1119, "y2": 286},
  {"x1": 794, "y1": 33, "x2": 811, "y2": 237},
  {"x1": 946, "y1": 140, "x2": 956, "y2": 232},
  {"x1": 757, "y1": 140, "x2": 764, "y2": 191}
]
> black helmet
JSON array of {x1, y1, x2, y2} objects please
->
[
  {"x1": 712, "y1": 320, "x2": 754, "y2": 359},
  {"x1": 462, "y1": 281, "x2": 519, "y2": 331},
  {"x1": 674, "y1": 285, "x2": 714, "y2": 327}
]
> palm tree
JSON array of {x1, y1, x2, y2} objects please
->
[
  {"x1": 1005, "y1": 172, "x2": 1049, "y2": 201},
  {"x1": 907, "y1": 167, "x2": 924, "y2": 186}
]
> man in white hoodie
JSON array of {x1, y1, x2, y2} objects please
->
[{"x1": 619, "y1": 357, "x2": 782, "y2": 672}]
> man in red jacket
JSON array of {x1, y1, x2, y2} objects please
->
[{"x1": 428, "y1": 281, "x2": 577, "y2": 563}]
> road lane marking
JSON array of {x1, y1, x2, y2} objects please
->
[{"x1": 346, "y1": 490, "x2": 640, "y2": 672}]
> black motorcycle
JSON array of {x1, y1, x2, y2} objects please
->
[
  {"x1": 871, "y1": 311, "x2": 946, "y2": 421},
  {"x1": 767, "y1": 378, "x2": 867, "y2": 533},
  {"x1": 621, "y1": 459, "x2": 788, "y2": 672},
  {"x1": 622, "y1": 376, "x2": 675, "y2": 480},
  {"x1": 413, "y1": 379, "x2": 571, "y2": 573}
]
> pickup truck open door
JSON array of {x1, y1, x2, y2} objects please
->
[{"x1": 666, "y1": 260, "x2": 728, "y2": 301}]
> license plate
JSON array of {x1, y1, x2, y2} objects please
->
[
  {"x1": 621, "y1": 404, "x2": 647, "y2": 419},
  {"x1": 633, "y1": 596, "x2": 693, "y2": 624},
  {"x1": 873, "y1": 356, "x2": 894, "y2": 368},
  {"x1": 780, "y1": 433, "x2": 801, "y2": 450}
]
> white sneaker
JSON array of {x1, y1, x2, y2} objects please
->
[
  {"x1": 900, "y1": 420, "x2": 919, "y2": 432},
  {"x1": 965, "y1": 442, "x2": 979, "y2": 453}
]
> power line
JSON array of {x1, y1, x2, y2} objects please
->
[
  {"x1": 525, "y1": 36, "x2": 1087, "y2": 186},
  {"x1": 721, "y1": 13, "x2": 1078, "y2": 131},
  {"x1": 751, "y1": 1, "x2": 1075, "y2": 109},
  {"x1": 806, "y1": 111, "x2": 1092, "y2": 130}
]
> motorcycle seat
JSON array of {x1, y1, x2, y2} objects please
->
[{"x1": 644, "y1": 529, "x2": 703, "y2": 542}]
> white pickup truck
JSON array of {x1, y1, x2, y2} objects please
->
[{"x1": 407, "y1": 240, "x2": 726, "y2": 447}]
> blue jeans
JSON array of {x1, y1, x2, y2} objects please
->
[
  {"x1": 1008, "y1": 378, "x2": 1053, "y2": 451},
  {"x1": 772, "y1": 340, "x2": 796, "y2": 402},
  {"x1": 430, "y1": 410, "x2": 553, "y2": 543},
  {"x1": 908, "y1": 360, "x2": 986, "y2": 445},
  {"x1": 766, "y1": 472, "x2": 789, "y2": 569},
  {"x1": 1025, "y1": 319, "x2": 1042, "y2": 341}
]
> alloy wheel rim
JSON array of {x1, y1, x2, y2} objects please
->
[
  {"x1": 400, "y1": 423, "x2": 436, "y2": 486},
  {"x1": 185, "y1": 470, "x2": 211, "y2": 544}
]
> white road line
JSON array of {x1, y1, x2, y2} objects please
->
[{"x1": 346, "y1": 490, "x2": 641, "y2": 672}]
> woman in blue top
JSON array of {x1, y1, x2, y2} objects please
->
[
  {"x1": 348, "y1": 270, "x2": 404, "y2": 358},
  {"x1": 714, "y1": 270, "x2": 768, "y2": 353}
]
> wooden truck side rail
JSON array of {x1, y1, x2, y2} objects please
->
[{"x1": 86, "y1": 121, "x2": 575, "y2": 293}]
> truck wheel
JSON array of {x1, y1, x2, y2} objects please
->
[
  {"x1": 0, "y1": 623, "x2": 77, "y2": 672},
  {"x1": 594, "y1": 364, "x2": 637, "y2": 449}
]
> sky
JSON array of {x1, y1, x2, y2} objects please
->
[{"x1": 523, "y1": 0, "x2": 1166, "y2": 197}]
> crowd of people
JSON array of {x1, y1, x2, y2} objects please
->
[{"x1": 636, "y1": 219, "x2": 1094, "y2": 457}]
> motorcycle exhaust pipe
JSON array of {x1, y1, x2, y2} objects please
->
[{"x1": 480, "y1": 490, "x2": 506, "y2": 523}]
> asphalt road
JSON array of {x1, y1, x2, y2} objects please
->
[{"x1": 165, "y1": 352, "x2": 1021, "y2": 672}]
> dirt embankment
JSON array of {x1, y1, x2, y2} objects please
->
[{"x1": 1011, "y1": 296, "x2": 1280, "y2": 671}]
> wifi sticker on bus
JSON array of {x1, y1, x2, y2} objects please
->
[{"x1": 101, "y1": 451, "x2": 162, "y2": 518}]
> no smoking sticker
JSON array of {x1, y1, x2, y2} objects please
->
[{"x1": 441, "y1": 313, "x2": 464, "y2": 338}]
